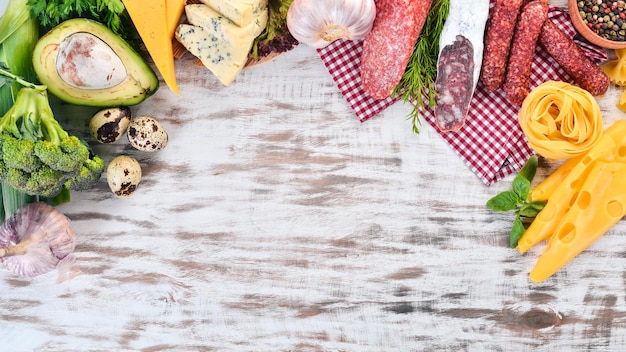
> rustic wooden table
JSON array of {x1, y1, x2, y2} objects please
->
[{"x1": 3, "y1": 0, "x2": 626, "y2": 351}]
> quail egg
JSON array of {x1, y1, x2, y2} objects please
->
[
  {"x1": 89, "y1": 106, "x2": 132, "y2": 143},
  {"x1": 127, "y1": 116, "x2": 168, "y2": 152},
  {"x1": 107, "y1": 155, "x2": 142, "y2": 198}
]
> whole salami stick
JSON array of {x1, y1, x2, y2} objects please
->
[
  {"x1": 434, "y1": 0, "x2": 490, "y2": 132},
  {"x1": 480, "y1": 0, "x2": 525, "y2": 92},
  {"x1": 502, "y1": 0, "x2": 549, "y2": 107},
  {"x1": 538, "y1": 19, "x2": 610, "y2": 96},
  {"x1": 360, "y1": 0, "x2": 433, "y2": 99}
]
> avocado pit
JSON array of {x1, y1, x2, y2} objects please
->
[{"x1": 57, "y1": 32, "x2": 127, "y2": 90}]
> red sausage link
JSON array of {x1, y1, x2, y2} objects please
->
[
  {"x1": 502, "y1": 0, "x2": 549, "y2": 106},
  {"x1": 539, "y1": 19, "x2": 610, "y2": 96},
  {"x1": 360, "y1": 0, "x2": 433, "y2": 99},
  {"x1": 480, "y1": 0, "x2": 525, "y2": 92}
]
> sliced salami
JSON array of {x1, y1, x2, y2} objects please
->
[
  {"x1": 480, "y1": 0, "x2": 525, "y2": 92},
  {"x1": 434, "y1": 36, "x2": 475, "y2": 132},
  {"x1": 360, "y1": 0, "x2": 433, "y2": 99},
  {"x1": 434, "y1": 0, "x2": 490, "y2": 132}
]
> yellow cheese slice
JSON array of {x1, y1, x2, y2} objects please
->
[
  {"x1": 517, "y1": 134, "x2": 615, "y2": 254},
  {"x1": 529, "y1": 160, "x2": 626, "y2": 282},
  {"x1": 122, "y1": 0, "x2": 183, "y2": 95}
]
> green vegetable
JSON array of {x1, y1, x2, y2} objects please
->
[
  {"x1": 0, "y1": 0, "x2": 40, "y2": 222},
  {"x1": 486, "y1": 155, "x2": 546, "y2": 248},
  {"x1": 0, "y1": 70, "x2": 105, "y2": 198},
  {"x1": 393, "y1": 0, "x2": 449, "y2": 134},
  {"x1": 250, "y1": 0, "x2": 298, "y2": 60},
  {"x1": 25, "y1": 0, "x2": 138, "y2": 46}
]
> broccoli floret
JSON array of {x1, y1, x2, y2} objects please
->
[
  {"x1": 6, "y1": 168, "x2": 29, "y2": 191},
  {"x1": 65, "y1": 155, "x2": 105, "y2": 191},
  {"x1": 34, "y1": 136, "x2": 89, "y2": 173},
  {"x1": 25, "y1": 167, "x2": 65, "y2": 197},
  {"x1": 0, "y1": 87, "x2": 105, "y2": 197},
  {"x1": 2, "y1": 135, "x2": 42, "y2": 172}
]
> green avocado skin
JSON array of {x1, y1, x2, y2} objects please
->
[{"x1": 32, "y1": 18, "x2": 159, "y2": 107}]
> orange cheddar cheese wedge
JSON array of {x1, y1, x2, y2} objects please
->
[
  {"x1": 529, "y1": 160, "x2": 626, "y2": 282},
  {"x1": 167, "y1": 0, "x2": 186, "y2": 37},
  {"x1": 122, "y1": 0, "x2": 184, "y2": 95}
]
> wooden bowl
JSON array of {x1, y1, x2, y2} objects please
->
[{"x1": 568, "y1": 0, "x2": 626, "y2": 49}]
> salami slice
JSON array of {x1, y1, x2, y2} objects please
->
[
  {"x1": 434, "y1": 0, "x2": 490, "y2": 132},
  {"x1": 360, "y1": 0, "x2": 433, "y2": 99},
  {"x1": 502, "y1": 0, "x2": 549, "y2": 107},
  {"x1": 480, "y1": 0, "x2": 525, "y2": 92},
  {"x1": 434, "y1": 36, "x2": 475, "y2": 132},
  {"x1": 539, "y1": 19, "x2": 610, "y2": 96}
]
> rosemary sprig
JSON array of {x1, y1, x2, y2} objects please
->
[{"x1": 393, "y1": 0, "x2": 449, "y2": 134}]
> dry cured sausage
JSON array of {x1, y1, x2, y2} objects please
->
[
  {"x1": 502, "y1": 0, "x2": 549, "y2": 106},
  {"x1": 360, "y1": 0, "x2": 433, "y2": 99},
  {"x1": 434, "y1": 0, "x2": 490, "y2": 132},
  {"x1": 538, "y1": 19, "x2": 610, "y2": 96},
  {"x1": 480, "y1": 0, "x2": 525, "y2": 92}
]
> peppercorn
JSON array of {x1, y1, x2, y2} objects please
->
[{"x1": 578, "y1": 0, "x2": 626, "y2": 41}]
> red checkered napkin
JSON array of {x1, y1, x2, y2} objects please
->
[{"x1": 317, "y1": 7, "x2": 608, "y2": 186}]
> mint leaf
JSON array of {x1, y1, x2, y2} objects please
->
[
  {"x1": 487, "y1": 190, "x2": 519, "y2": 212},
  {"x1": 512, "y1": 174, "x2": 531, "y2": 200},
  {"x1": 510, "y1": 216, "x2": 525, "y2": 248}
]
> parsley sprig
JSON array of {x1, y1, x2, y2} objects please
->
[
  {"x1": 26, "y1": 0, "x2": 137, "y2": 45},
  {"x1": 487, "y1": 155, "x2": 546, "y2": 248}
]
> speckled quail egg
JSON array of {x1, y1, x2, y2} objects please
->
[
  {"x1": 89, "y1": 106, "x2": 132, "y2": 143},
  {"x1": 107, "y1": 155, "x2": 142, "y2": 198},
  {"x1": 127, "y1": 116, "x2": 168, "y2": 152}
]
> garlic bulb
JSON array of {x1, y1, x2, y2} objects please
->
[
  {"x1": 287, "y1": 0, "x2": 377, "y2": 49},
  {"x1": 0, "y1": 202, "x2": 79, "y2": 283}
]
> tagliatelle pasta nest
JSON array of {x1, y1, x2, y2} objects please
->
[{"x1": 519, "y1": 81, "x2": 603, "y2": 160}]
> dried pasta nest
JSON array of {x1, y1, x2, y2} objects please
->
[{"x1": 519, "y1": 81, "x2": 604, "y2": 160}]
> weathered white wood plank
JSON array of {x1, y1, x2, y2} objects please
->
[{"x1": 2, "y1": 0, "x2": 626, "y2": 350}]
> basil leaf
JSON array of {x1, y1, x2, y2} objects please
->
[
  {"x1": 518, "y1": 155, "x2": 539, "y2": 182},
  {"x1": 518, "y1": 200, "x2": 546, "y2": 218},
  {"x1": 487, "y1": 190, "x2": 519, "y2": 212},
  {"x1": 510, "y1": 217, "x2": 526, "y2": 248},
  {"x1": 512, "y1": 174, "x2": 531, "y2": 201}
]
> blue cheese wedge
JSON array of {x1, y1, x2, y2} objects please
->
[
  {"x1": 199, "y1": 0, "x2": 268, "y2": 27},
  {"x1": 175, "y1": 23, "x2": 252, "y2": 86},
  {"x1": 185, "y1": 4, "x2": 267, "y2": 47}
]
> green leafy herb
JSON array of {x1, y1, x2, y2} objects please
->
[
  {"x1": 250, "y1": 0, "x2": 298, "y2": 60},
  {"x1": 26, "y1": 0, "x2": 138, "y2": 45},
  {"x1": 393, "y1": 0, "x2": 449, "y2": 134},
  {"x1": 487, "y1": 155, "x2": 546, "y2": 248}
]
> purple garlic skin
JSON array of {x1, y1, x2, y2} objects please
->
[{"x1": 0, "y1": 202, "x2": 79, "y2": 283}]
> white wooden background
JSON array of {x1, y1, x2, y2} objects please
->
[{"x1": 3, "y1": 0, "x2": 626, "y2": 351}]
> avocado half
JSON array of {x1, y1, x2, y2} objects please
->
[{"x1": 32, "y1": 18, "x2": 159, "y2": 107}]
